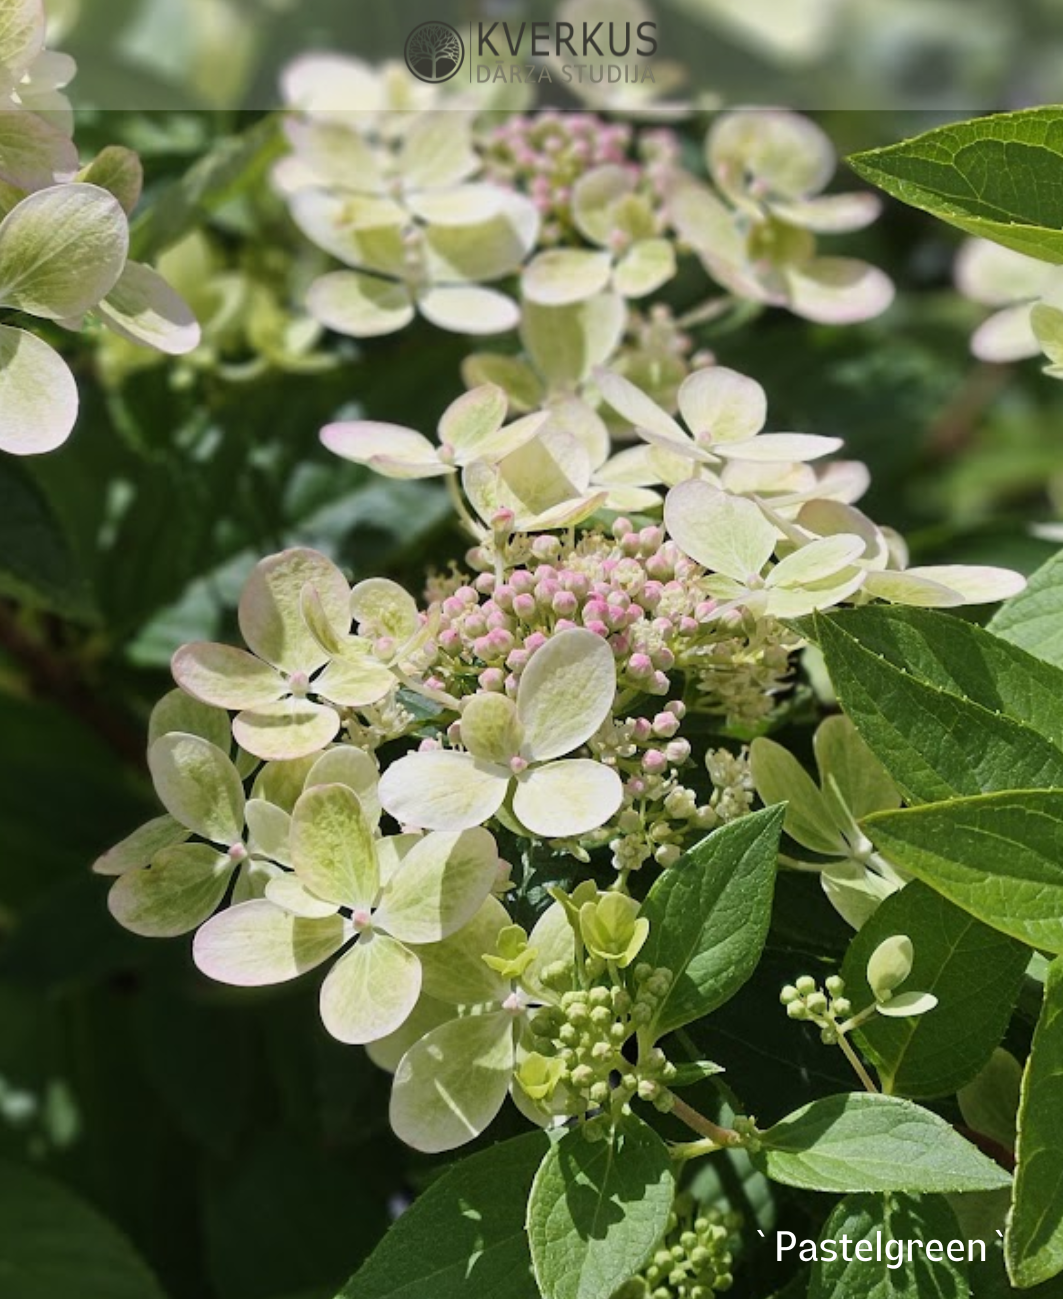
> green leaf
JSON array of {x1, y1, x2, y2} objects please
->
[
  {"x1": 335, "y1": 1132, "x2": 548, "y2": 1299},
  {"x1": 848, "y1": 109, "x2": 1063, "y2": 264},
  {"x1": 527, "y1": 1114, "x2": 675, "y2": 1299},
  {"x1": 0, "y1": 456, "x2": 95, "y2": 617},
  {"x1": 0, "y1": 1159, "x2": 167, "y2": 1299},
  {"x1": 638, "y1": 805, "x2": 784, "y2": 1037},
  {"x1": 755, "y1": 1093, "x2": 1013, "y2": 1193},
  {"x1": 1007, "y1": 956, "x2": 1063, "y2": 1288},
  {"x1": 989, "y1": 550, "x2": 1063, "y2": 670},
  {"x1": 840, "y1": 881, "x2": 1028, "y2": 1098},
  {"x1": 865, "y1": 791, "x2": 1063, "y2": 954},
  {"x1": 958, "y1": 1049, "x2": 1023, "y2": 1152},
  {"x1": 809, "y1": 611, "x2": 1063, "y2": 803},
  {"x1": 808, "y1": 1192, "x2": 970, "y2": 1299}
]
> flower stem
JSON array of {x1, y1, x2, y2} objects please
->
[
  {"x1": 669, "y1": 1095, "x2": 741, "y2": 1147},
  {"x1": 836, "y1": 1031, "x2": 879, "y2": 1094}
]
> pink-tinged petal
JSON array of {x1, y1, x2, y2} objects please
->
[
  {"x1": 238, "y1": 547, "x2": 351, "y2": 673},
  {"x1": 320, "y1": 420, "x2": 443, "y2": 475},
  {"x1": 784, "y1": 257, "x2": 895, "y2": 325},
  {"x1": 970, "y1": 304, "x2": 1040, "y2": 363},
  {"x1": 94, "y1": 261, "x2": 201, "y2": 356},
  {"x1": 172, "y1": 642, "x2": 285, "y2": 710},
  {"x1": 193, "y1": 899, "x2": 347, "y2": 986},
  {"x1": 771, "y1": 193, "x2": 882, "y2": 233},
  {"x1": 0, "y1": 326, "x2": 77, "y2": 454}
]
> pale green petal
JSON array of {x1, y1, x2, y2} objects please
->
[
  {"x1": 718, "y1": 432, "x2": 843, "y2": 464},
  {"x1": 766, "y1": 535, "x2": 865, "y2": 589},
  {"x1": 596, "y1": 444, "x2": 669, "y2": 489},
  {"x1": 250, "y1": 756, "x2": 319, "y2": 812},
  {"x1": 376, "y1": 833, "x2": 421, "y2": 887},
  {"x1": 148, "y1": 687, "x2": 232, "y2": 751},
  {"x1": 461, "y1": 352, "x2": 544, "y2": 411},
  {"x1": 520, "y1": 293, "x2": 625, "y2": 389},
  {"x1": 749, "y1": 737, "x2": 843, "y2": 855},
  {"x1": 320, "y1": 932, "x2": 422, "y2": 1044},
  {"x1": 463, "y1": 428, "x2": 594, "y2": 530},
  {"x1": 233, "y1": 857, "x2": 287, "y2": 905},
  {"x1": 239, "y1": 547, "x2": 350, "y2": 673},
  {"x1": 452, "y1": 408, "x2": 550, "y2": 466},
  {"x1": 232, "y1": 699, "x2": 340, "y2": 761},
  {"x1": 596, "y1": 368, "x2": 686, "y2": 443},
  {"x1": 308, "y1": 270, "x2": 414, "y2": 339},
  {"x1": 411, "y1": 895, "x2": 512, "y2": 1005},
  {"x1": 171, "y1": 642, "x2": 285, "y2": 710},
  {"x1": 772, "y1": 193, "x2": 881, "y2": 233},
  {"x1": 0, "y1": 325, "x2": 77, "y2": 454},
  {"x1": 524, "y1": 900, "x2": 579, "y2": 999},
  {"x1": 77, "y1": 145, "x2": 144, "y2": 214},
  {"x1": 612, "y1": 238, "x2": 676, "y2": 299},
  {"x1": 0, "y1": 108, "x2": 77, "y2": 192},
  {"x1": 378, "y1": 749, "x2": 510, "y2": 832},
  {"x1": 290, "y1": 192, "x2": 407, "y2": 272},
  {"x1": 418, "y1": 284, "x2": 520, "y2": 336},
  {"x1": 291, "y1": 782, "x2": 378, "y2": 911},
  {"x1": 147, "y1": 732, "x2": 245, "y2": 845},
  {"x1": 665, "y1": 480, "x2": 776, "y2": 581},
  {"x1": 795, "y1": 500, "x2": 886, "y2": 565},
  {"x1": 367, "y1": 994, "x2": 455, "y2": 1073},
  {"x1": 264, "y1": 873, "x2": 339, "y2": 919},
  {"x1": 0, "y1": 183, "x2": 128, "y2": 318},
  {"x1": 813, "y1": 716, "x2": 900, "y2": 822},
  {"x1": 375, "y1": 827, "x2": 499, "y2": 944},
  {"x1": 405, "y1": 184, "x2": 505, "y2": 226},
  {"x1": 710, "y1": 109, "x2": 834, "y2": 202},
  {"x1": 283, "y1": 118, "x2": 383, "y2": 191},
  {"x1": 304, "y1": 746, "x2": 380, "y2": 825},
  {"x1": 550, "y1": 396, "x2": 610, "y2": 469},
  {"x1": 518, "y1": 490, "x2": 608, "y2": 533},
  {"x1": 517, "y1": 627, "x2": 616, "y2": 762},
  {"x1": 319, "y1": 419, "x2": 444, "y2": 477},
  {"x1": 862, "y1": 569, "x2": 964, "y2": 609},
  {"x1": 460, "y1": 692, "x2": 523, "y2": 765},
  {"x1": 245, "y1": 798, "x2": 292, "y2": 865},
  {"x1": 897, "y1": 565, "x2": 1027, "y2": 605},
  {"x1": 389, "y1": 1011, "x2": 515, "y2": 1153},
  {"x1": 867, "y1": 934, "x2": 914, "y2": 1000},
  {"x1": 0, "y1": 0, "x2": 44, "y2": 86},
  {"x1": 783, "y1": 257, "x2": 895, "y2": 325},
  {"x1": 513, "y1": 759, "x2": 623, "y2": 839},
  {"x1": 94, "y1": 261, "x2": 201, "y2": 355},
  {"x1": 522, "y1": 249, "x2": 613, "y2": 307},
  {"x1": 399, "y1": 113, "x2": 478, "y2": 190},
  {"x1": 1032, "y1": 301, "x2": 1063, "y2": 367},
  {"x1": 877, "y1": 990, "x2": 939, "y2": 1018},
  {"x1": 955, "y1": 238, "x2": 1052, "y2": 307},
  {"x1": 423, "y1": 193, "x2": 539, "y2": 282},
  {"x1": 108, "y1": 843, "x2": 233, "y2": 938},
  {"x1": 762, "y1": 569, "x2": 865, "y2": 617},
  {"x1": 598, "y1": 482, "x2": 663, "y2": 513},
  {"x1": 314, "y1": 657, "x2": 394, "y2": 708},
  {"x1": 820, "y1": 860, "x2": 897, "y2": 930},
  {"x1": 667, "y1": 181, "x2": 759, "y2": 299},
  {"x1": 572, "y1": 164, "x2": 635, "y2": 245},
  {"x1": 93, "y1": 814, "x2": 189, "y2": 877},
  {"x1": 351, "y1": 577, "x2": 421, "y2": 643},
  {"x1": 678, "y1": 367, "x2": 767, "y2": 443},
  {"x1": 193, "y1": 899, "x2": 347, "y2": 986},
  {"x1": 970, "y1": 304, "x2": 1040, "y2": 363},
  {"x1": 437, "y1": 383, "x2": 507, "y2": 457}
]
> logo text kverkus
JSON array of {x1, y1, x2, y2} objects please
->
[
  {"x1": 476, "y1": 20, "x2": 657, "y2": 58},
  {"x1": 404, "y1": 21, "x2": 465, "y2": 83}
]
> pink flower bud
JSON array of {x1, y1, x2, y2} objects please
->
[
  {"x1": 652, "y1": 711, "x2": 680, "y2": 738},
  {"x1": 512, "y1": 593, "x2": 536, "y2": 620},
  {"x1": 481, "y1": 667, "x2": 505, "y2": 692},
  {"x1": 666, "y1": 739, "x2": 691, "y2": 765}
]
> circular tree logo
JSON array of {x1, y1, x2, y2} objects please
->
[{"x1": 404, "y1": 21, "x2": 465, "y2": 83}]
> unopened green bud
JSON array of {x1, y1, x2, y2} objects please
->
[
  {"x1": 832, "y1": 997, "x2": 852, "y2": 1018},
  {"x1": 780, "y1": 984, "x2": 800, "y2": 1004},
  {"x1": 825, "y1": 974, "x2": 845, "y2": 995},
  {"x1": 795, "y1": 975, "x2": 817, "y2": 996},
  {"x1": 786, "y1": 1000, "x2": 809, "y2": 1020}
]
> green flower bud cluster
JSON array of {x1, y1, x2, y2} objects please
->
[
  {"x1": 780, "y1": 973, "x2": 852, "y2": 1045},
  {"x1": 524, "y1": 964, "x2": 678, "y2": 1123},
  {"x1": 612, "y1": 1197, "x2": 740, "y2": 1299}
]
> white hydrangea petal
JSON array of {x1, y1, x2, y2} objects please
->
[
  {"x1": 678, "y1": 367, "x2": 767, "y2": 442},
  {"x1": 319, "y1": 418, "x2": 443, "y2": 476},
  {"x1": 437, "y1": 383, "x2": 507, "y2": 455},
  {"x1": 171, "y1": 642, "x2": 285, "y2": 710},
  {"x1": 250, "y1": 757, "x2": 319, "y2": 811},
  {"x1": 970, "y1": 304, "x2": 1041, "y2": 363},
  {"x1": 314, "y1": 657, "x2": 395, "y2": 709},
  {"x1": 464, "y1": 427, "x2": 594, "y2": 529},
  {"x1": 93, "y1": 814, "x2": 189, "y2": 877},
  {"x1": 613, "y1": 238, "x2": 676, "y2": 299},
  {"x1": 367, "y1": 995, "x2": 456, "y2": 1074},
  {"x1": 290, "y1": 192, "x2": 407, "y2": 271},
  {"x1": 812, "y1": 460, "x2": 872, "y2": 505},
  {"x1": 862, "y1": 570, "x2": 964, "y2": 608},
  {"x1": 900, "y1": 565, "x2": 1027, "y2": 605},
  {"x1": 524, "y1": 900, "x2": 579, "y2": 998},
  {"x1": 264, "y1": 873, "x2": 339, "y2": 919},
  {"x1": 595, "y1": 368, "x2": 686, "y2": 443},
  {"x1": 599, "y1": 482, "x2": 664, "y2": 513},
  {"x1": 399, "y1": 113, "x2": 478, "y2": 189},
  {"x1": 418, "y1": 284, "x2": 520, "y2": 336},
  {"x1": 411, "y1": 895, "x2": 512, "y2": 1005},
  {"x1": 108, "y1": 844, "x2": 233, "y2": 938},
  {"x1": 517, "y1": 628, "x2": 617, "y2": 762},
  {"x1": 795, "y1": 500, "x2": 887, "y2": 566},
  {"x1": 1032, "y1": 302, "x2": 1063, "y2": 366},
  {"x1": 379, "y1": 750, "x2": 511, "y2": 832},
  {"x1": 304, "y1": 747, "x2": 381, "y2": 825},
  {"x1": 308, "y1": 270, "x2": 415, "y2": 339},
  {"x1": 280, "y1": 54, "x2": 384, "y2": 114},
  {"x1": 0, "y1": 184, "x2": 128, "y2": 319},
  {"x1": 750, "y1": 738, "x2": 845, "y2": 855},
  {"x1": 422, "y1": 193, "x2": 539, "y2": 282},
  {"x1": 877, "y1": 990, "x2": 939, "y2": 1018},
  {"x1": 319, "y1": 933, "x2": 422, "y2": 1045},
  {"x1": 245, "y1": 798, "x2": 292, "y2": 866},
  {"x1": 572, "y1": 165, "x2": 634, "y2": 245},
  {"x1": 519, "y1": 490, "x2": 608, "y2": 532},
  {"x1": 520, "y1": 293, "x2": 626, "y2": 389},
  {"x1": 764, "y1": 569, "x2": 866, "y2": 618},
  {"x1": 0, "y1": 108, "x2": 77, "y2": 193},
  {"x1": 291, "y1": 782, "x2": 378, "y2": 911},
  {"x1": 193, "y1": 899, "x2": 347, "y2": 986},
  {"x1": 955, "y1": 238, "x2": 1053, "y2": 307},
  {"x1": 148, "y1": 732, "x2": 245, "y2": 845},
  {"x1": 597, "y1": 444, "x2": 670, "y2": 489},
  {"x1": 766, "y1": 535, "x2": 866, "y2": 588},
  {"x1": 722, "y1": 460, "x2": 815, "y2": 498},
  {"x1": 233, "y1": 699, "x2": 340, "y2": 762},
  {"x1": 239, "y1": 547, "x2": 351, "y2": 674},
  {"x1": 667, "y1": 181, "x2": 760, "y2": 300},
  {"x1": 716, "y1": 432, "x2": 842, "y2": 463},
  {"x1": 771, "y1": 193, "x2": 881, "y2": 233},
  {"x1": 457, "y1": 408, "x2": 551, "y2": 466},
  {"x1": 522, "y1": 249, "x2": 614, "y2": 307},
  {"x1": 350, "y1": 577, "x2": 420, "y2": 643},
  {"x1": 406, "y1": 184, "x2": 505, "y2": 226},
  {"x1": 460, "y1": 692, "x2": 523, "y2": 765},
  {"x1": 389, "y1": 1011, "x2": 515, "y2": 1153},
  {"x1": 513, "y1": 760, "x2": 623, "y2": 838},
  {"x1": 94, "y1": 261, "x2": 200, "y2": 355},
  {"x1": 231, "y1": 857, "x2": 283, "y2": 905},
  {"x1": 665, "y1": 479, "x2": 777, "y2": 580},
  {"x1": 462, "y1": 352, "x2": 544, "y2": 410},
  {"x1": 0, "y1": 0, "x2": 44, "y2": 85},
  {"x1": 784, "y1": 257, "x2": 895, "y2": 325},
  {"x1": 709, "y1": 110, "x2": 834, "y2": 202},
  {"x1": 283, "y1": 118, "x2": 384, "y2": 191},
  {"x1": 148, "y1": 688, "x2": 231, "y2": 751},
  {"x1": 0, "y1": 325, "x2": 77, "y2": 454},
  {"x1": 375, "y1": 827, "x2": 499, "y2": 944}
]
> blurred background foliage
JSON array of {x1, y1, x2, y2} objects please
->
[{"x1": 2, "y1": 6, "x2": 1063, "y2": 1299}]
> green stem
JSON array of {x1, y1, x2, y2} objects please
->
[
  {"x1": 445, "y1": 472, "x2": 481, "y2": 540},
  {"x1": 669, "y1": 1095, "x2": 742, "y2": 1147},
  {"x1": 836, "y1": 1031, "x2": 879, "y2": 1094}
]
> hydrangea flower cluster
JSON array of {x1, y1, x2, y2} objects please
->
[
  {"x1": 614, "y1": 1197, "x2": 741, "y2": 1298},
  {"x1": 0, "y1": 0, "x2": 199, "y2": 455}
]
